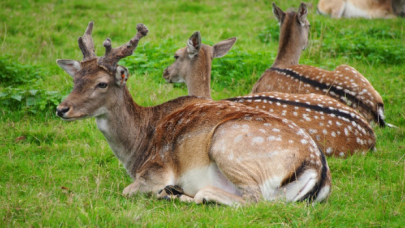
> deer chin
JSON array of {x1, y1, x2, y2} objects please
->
[
  {"x1": 59, "y1": 114, "x2": 89, "y2": 121},
  {"x1": 167, "y1": 77, "x2": 185, "y2": 84}
]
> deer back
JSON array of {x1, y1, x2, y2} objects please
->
[
  {"x1": 227, "y1": 92, "x2": 376, "y2": 157},
  {"x1": 252, "y1": 65, "x2": 385, "y2": 126}
]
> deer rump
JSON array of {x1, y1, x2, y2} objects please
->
[{"x1": 152, "y1": 101, "x2": 330, "y2": 202}]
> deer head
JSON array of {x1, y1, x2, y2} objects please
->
[
  {"x1": 163, "y1": 31, "x2": 237, "y2": 98},
  {"x1": 56, "y1": 22, "x2": 148, "y2": 120},
  {"x1": 272, "y1": 2, "x2": 310, "y2": 67}
]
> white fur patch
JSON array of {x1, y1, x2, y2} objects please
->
[
  {"x1": 178, "y1": 163, "x2": 241, "y2": 197},
  {"x1": 260, "y1": 176, "x2": 284, "y2": 201},
  {"x1": 315, "y1": 185, "x2": 330, "y2": 202}
]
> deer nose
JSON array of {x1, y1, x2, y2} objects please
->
[{"x1": 56, "y1": 106, "x2": 70, "y2": 117}]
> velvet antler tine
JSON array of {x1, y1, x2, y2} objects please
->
[
  {"x1": 129, "y1": 24, "x2": 149, "y2": 48},
  {"x1": 98, "y1": 24, "x2": 149, "y2": 72},
  {"x1": 78, "y1": 21, "x2": 97, "y2": 61},
  {"x1": 120, "y1": 23, "x2": 149, "y2": 57},
  {"x1": 103, "y1": 38, "x2": 112, "y2": 56}
]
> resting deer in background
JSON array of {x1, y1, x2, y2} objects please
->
[
  {"x1": 317, "y1": 0, "x2": 405, "y2": 18},
  {"x1": 56, "y1": 22, "x2": 331, "y2": 205},
  {"x1": 163, "y1": 31, "x2": 376, "y2": 157},
  {"x1": 251, "y1": 3, "x2": 390, "y2": 127}
]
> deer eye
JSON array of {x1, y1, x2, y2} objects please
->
[
  {"x1": 97, "y1": 82, "x2": 108, "y2": 88},
  {"x1": 174, "y1": 55, "x2": 179, "y2": 60}
]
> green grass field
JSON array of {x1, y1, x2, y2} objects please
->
[{"x1": 1, "y1": 0, "x2": 404, "y2": 226}]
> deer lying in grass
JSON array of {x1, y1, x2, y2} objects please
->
[
  {"x1": 317, "y1": 0, "x2": 404, "y2": 18},
  {"x1": 55, "y1": 22, "x2": 331, "y2": 205},
  {"x1": 163, "y1": 31, "x2": 376, "y2": 157},
  {"x1": 251, "y1": 3, "x2": 389, "y2": 127}
]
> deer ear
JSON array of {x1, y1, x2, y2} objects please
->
[
  {"x1": 56, "y1": 59, "x2": 81, "y2": 77},
  {"x1": 115, "y1": 66, "x2": 129, "y2": 86},
  {"x1": 187, "y1": 31, "x2": 201, "y2": 58},
  {"x1": 272, "y1": 2, "x2": 285, "y2": 24},
  {"x1": 213, "y1": 37, "x2": 237, "y2": 58},
  {"x1": 297, "y1": 3, "x2": 308, "y2": 26}
]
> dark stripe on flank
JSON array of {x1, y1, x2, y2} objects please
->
[
  {"x1": 280, "y1": 160, "x2": 308, "y2": 187},
  {"x1": 269, "y1": 67, "x2": 384, "y2": 126},
  {"x1": 299, "y1": 147, "x2": 329, "y2": 202},
  {"x1": 226, "y1": 95, "x2": 374, "y2": 135}
]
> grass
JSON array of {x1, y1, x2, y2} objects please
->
[{"x1": 1, "y1": 0, "x2": 405, "y2": 227}]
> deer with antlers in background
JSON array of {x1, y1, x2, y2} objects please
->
[
  {"x1": 251, "y1": 3, "x2": 390, "y2": 127},
  {"x1": 55, "y1": 22, "x2": 331, "y2": 205},
  {"x1": 163, "y1": 31, "x2": 376, "y2": 158}
]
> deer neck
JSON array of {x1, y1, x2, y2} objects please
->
[
  {"x1": 185, "y1": 48, "x2": 212, "y2": 99},
  {"x1": 95, "y1": 87, "x2": 206, "y2": 178},
  {"x1": 94, "y1": 87, "x2": 152, "y2": 176},
  {"x1": 272, "y1": 22, "x2": 302, "y2": 68}
]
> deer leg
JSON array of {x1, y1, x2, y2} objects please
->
[
  {"x1": 194, "y1": 186, "x2": 246, "y2": 206},
  {"x1": 123, "y1": 181, "x2": 141, "y2": 196},
  {"x1": 123, "y1": 177, "x2": 156, "y2": 196}
]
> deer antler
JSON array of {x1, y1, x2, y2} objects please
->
[
  {"x1": 99, "y1": 24, "x2": 149, "y2": 72},
  {"x1": 78, "y1": 21, "x2": 97, "y2": 61}
]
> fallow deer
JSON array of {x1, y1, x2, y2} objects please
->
[
  {"x1": 55, "y1": 22, "x2": 331, "y2": 205},
  {"x1": 251, "y1": 3, "x2": 389, "y2": 127},
  {"x1": 317, "y1": 0, "x2": 404, "y2": 19},
  {"x1": 163, "y1": 31, "x2": 376, "y2": 157}
]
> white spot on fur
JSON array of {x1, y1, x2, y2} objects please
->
[
  {"x1": 234, "y1": 135, "x2": 243, "y2": 143},
  {"x1": 259, "y1": 129, "x2": 266, "y2": 133},
  {"x1": 252, "y1": 137, "x2": 264, "y2": 144}
]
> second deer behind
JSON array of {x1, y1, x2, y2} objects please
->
[{"x1": 252, "y1": 3, "x2": 388, "y2": 127}]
